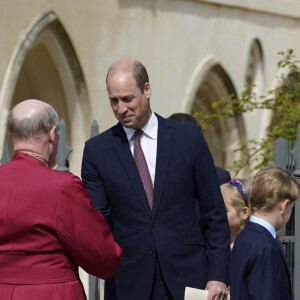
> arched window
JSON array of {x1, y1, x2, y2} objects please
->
[
  {"x1": 245, "y1": 38, "x2": 264, "y2": 91},
  {"x1": 243, "y1": 39, "x2": 266, "y2": 141}
]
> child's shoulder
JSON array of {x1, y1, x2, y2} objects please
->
[{"x1": 234, "y1": 222, "x2": 277, "y2": 253}]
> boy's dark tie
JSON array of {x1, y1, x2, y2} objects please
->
[{"x1": 134, "y1": 130, "x2": 153, "y2": 209}]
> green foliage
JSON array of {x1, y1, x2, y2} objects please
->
[{"x1": 194, "y1": 49, "x2": 300, "y2": 176}]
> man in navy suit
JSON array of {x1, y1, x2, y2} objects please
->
[
  {"x1": 215, "y1": 166, "x2": 231, "y2": 185},
  {"x1": 168, "y1": 113, "x2": 231, "y2": 185},
  {"x1": 81, "y1": 59, "x2": 230, "y2": 300}
]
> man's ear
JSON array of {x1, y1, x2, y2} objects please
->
[
  {"x1": 144, "y1": 82, "x2": 152, "y2": 99},
  {"x1": 49, "y1": 126, "x2": 57, "y2": 144},
  {"x1": 279, "y1": 199, "x2": 290, "y2": 213}
]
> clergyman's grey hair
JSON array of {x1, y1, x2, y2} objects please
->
[{"x1": 6, "y1": 105, "x2": 59, "y2": 140}]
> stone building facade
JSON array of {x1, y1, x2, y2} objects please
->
[{"x1": 1, "y1": 0, "x2": 300, "y2": 297}]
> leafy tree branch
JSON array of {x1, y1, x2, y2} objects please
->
[{"x1": 194, "y1": 49, "x2": 300, "y2": 176}]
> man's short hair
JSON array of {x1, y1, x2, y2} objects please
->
[
  {"x1": 251, "y1": 166, "x2": 300, "y2": 214},
  {"x1": 168, "y1": 113, "x2": 200, "y2": 127},
  {"x1": 6, "y1": 105, "x2": 59, "y2": 140},
  {"x1": 131, "y1": 60, "x2": 149, "y2": 94},
  {"x1": 106, "y1": 60, "x2": 149, "y2": 94}
]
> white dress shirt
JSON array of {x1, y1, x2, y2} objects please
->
[
  {"x1": 123, "y1": 112, "x2": 158, "y2": 186},
  {"x1": 250, "y1": 215, "x2": 276, "y2": 238}
]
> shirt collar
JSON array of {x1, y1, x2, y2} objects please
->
[
  {"x1": 250, "y1": 215, "x2": 276, "y2": 238},
  {"x1": 123, "y1": 112, "x2": 158, "y2": 142}
]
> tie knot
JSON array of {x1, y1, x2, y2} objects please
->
[{"x1": 134, "y1": 130, "x2": 143, "y2": 141}]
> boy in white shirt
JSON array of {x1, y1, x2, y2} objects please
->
[{"x1": 230, "y1": 166, "x2": 300, "y2": 300}]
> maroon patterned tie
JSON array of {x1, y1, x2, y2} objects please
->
[{"x1": 134, "y1": 130, "x2": 153, "y2": 209}]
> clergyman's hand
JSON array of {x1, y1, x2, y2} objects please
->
[{"x1": 205, "y1": 281, "x2": 228, "y2": 300}]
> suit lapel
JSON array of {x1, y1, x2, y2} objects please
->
[
  {"x1": 152, "y1": 115, "x2": 173, "y2": 217},
  {"x1": 112, "y1": 123, "x2": 152, "y2": 217}
]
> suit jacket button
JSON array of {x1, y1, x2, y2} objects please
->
[
  {"x1": 149, "y1": 248, "x2": 155, "y2": 254},
  {"x1": 152, "y1": 224, "x2": 156, "y2": 228}
]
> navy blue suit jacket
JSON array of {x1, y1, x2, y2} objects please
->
[
  {"x1": 230, "y1": 221, "x2": 293, "y2": 300},
  {"x1": 82, "y1": 114, "x2": 230, "y2": 300},
  {"x1": 215, "y1": 166, "x2": 231, "y2": 185}
]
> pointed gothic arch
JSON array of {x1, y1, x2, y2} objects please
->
[
  {"x1": 0, "y1": 9, "x2": 91, "y2": 175},
  {"x1": 182, "y1": 56, "x2": 245, "y2": 169}
]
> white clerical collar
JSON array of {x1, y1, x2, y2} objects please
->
[
  {"x1": 123, "y1": 112, "x2": 158, "y2": 142},
  {"x1": 250, "y1": 215, "x2": 276, "y2": 238}
]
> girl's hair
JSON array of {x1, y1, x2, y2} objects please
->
[
  {"x1": 251, "y1": 166, "x2": 300, "y2": 214},
  {"x1": 221, "y1": 178, "x2": 252, "y2": 225}
]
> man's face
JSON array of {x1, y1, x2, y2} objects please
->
[{"x1": 107, "y1": 71, "x2": 152, "y2": 130}]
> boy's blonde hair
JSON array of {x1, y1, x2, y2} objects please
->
[{"x1": 251, "y1": 166, "x2": 300, "y2": 214}]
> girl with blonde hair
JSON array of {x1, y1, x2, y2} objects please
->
[{"x1": 221, "y1": 178, "x2": 252, "y2": 249}]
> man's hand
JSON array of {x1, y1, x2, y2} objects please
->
[{"x1": 205, "y1": 281, "x2": 228, "y2": 300}]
